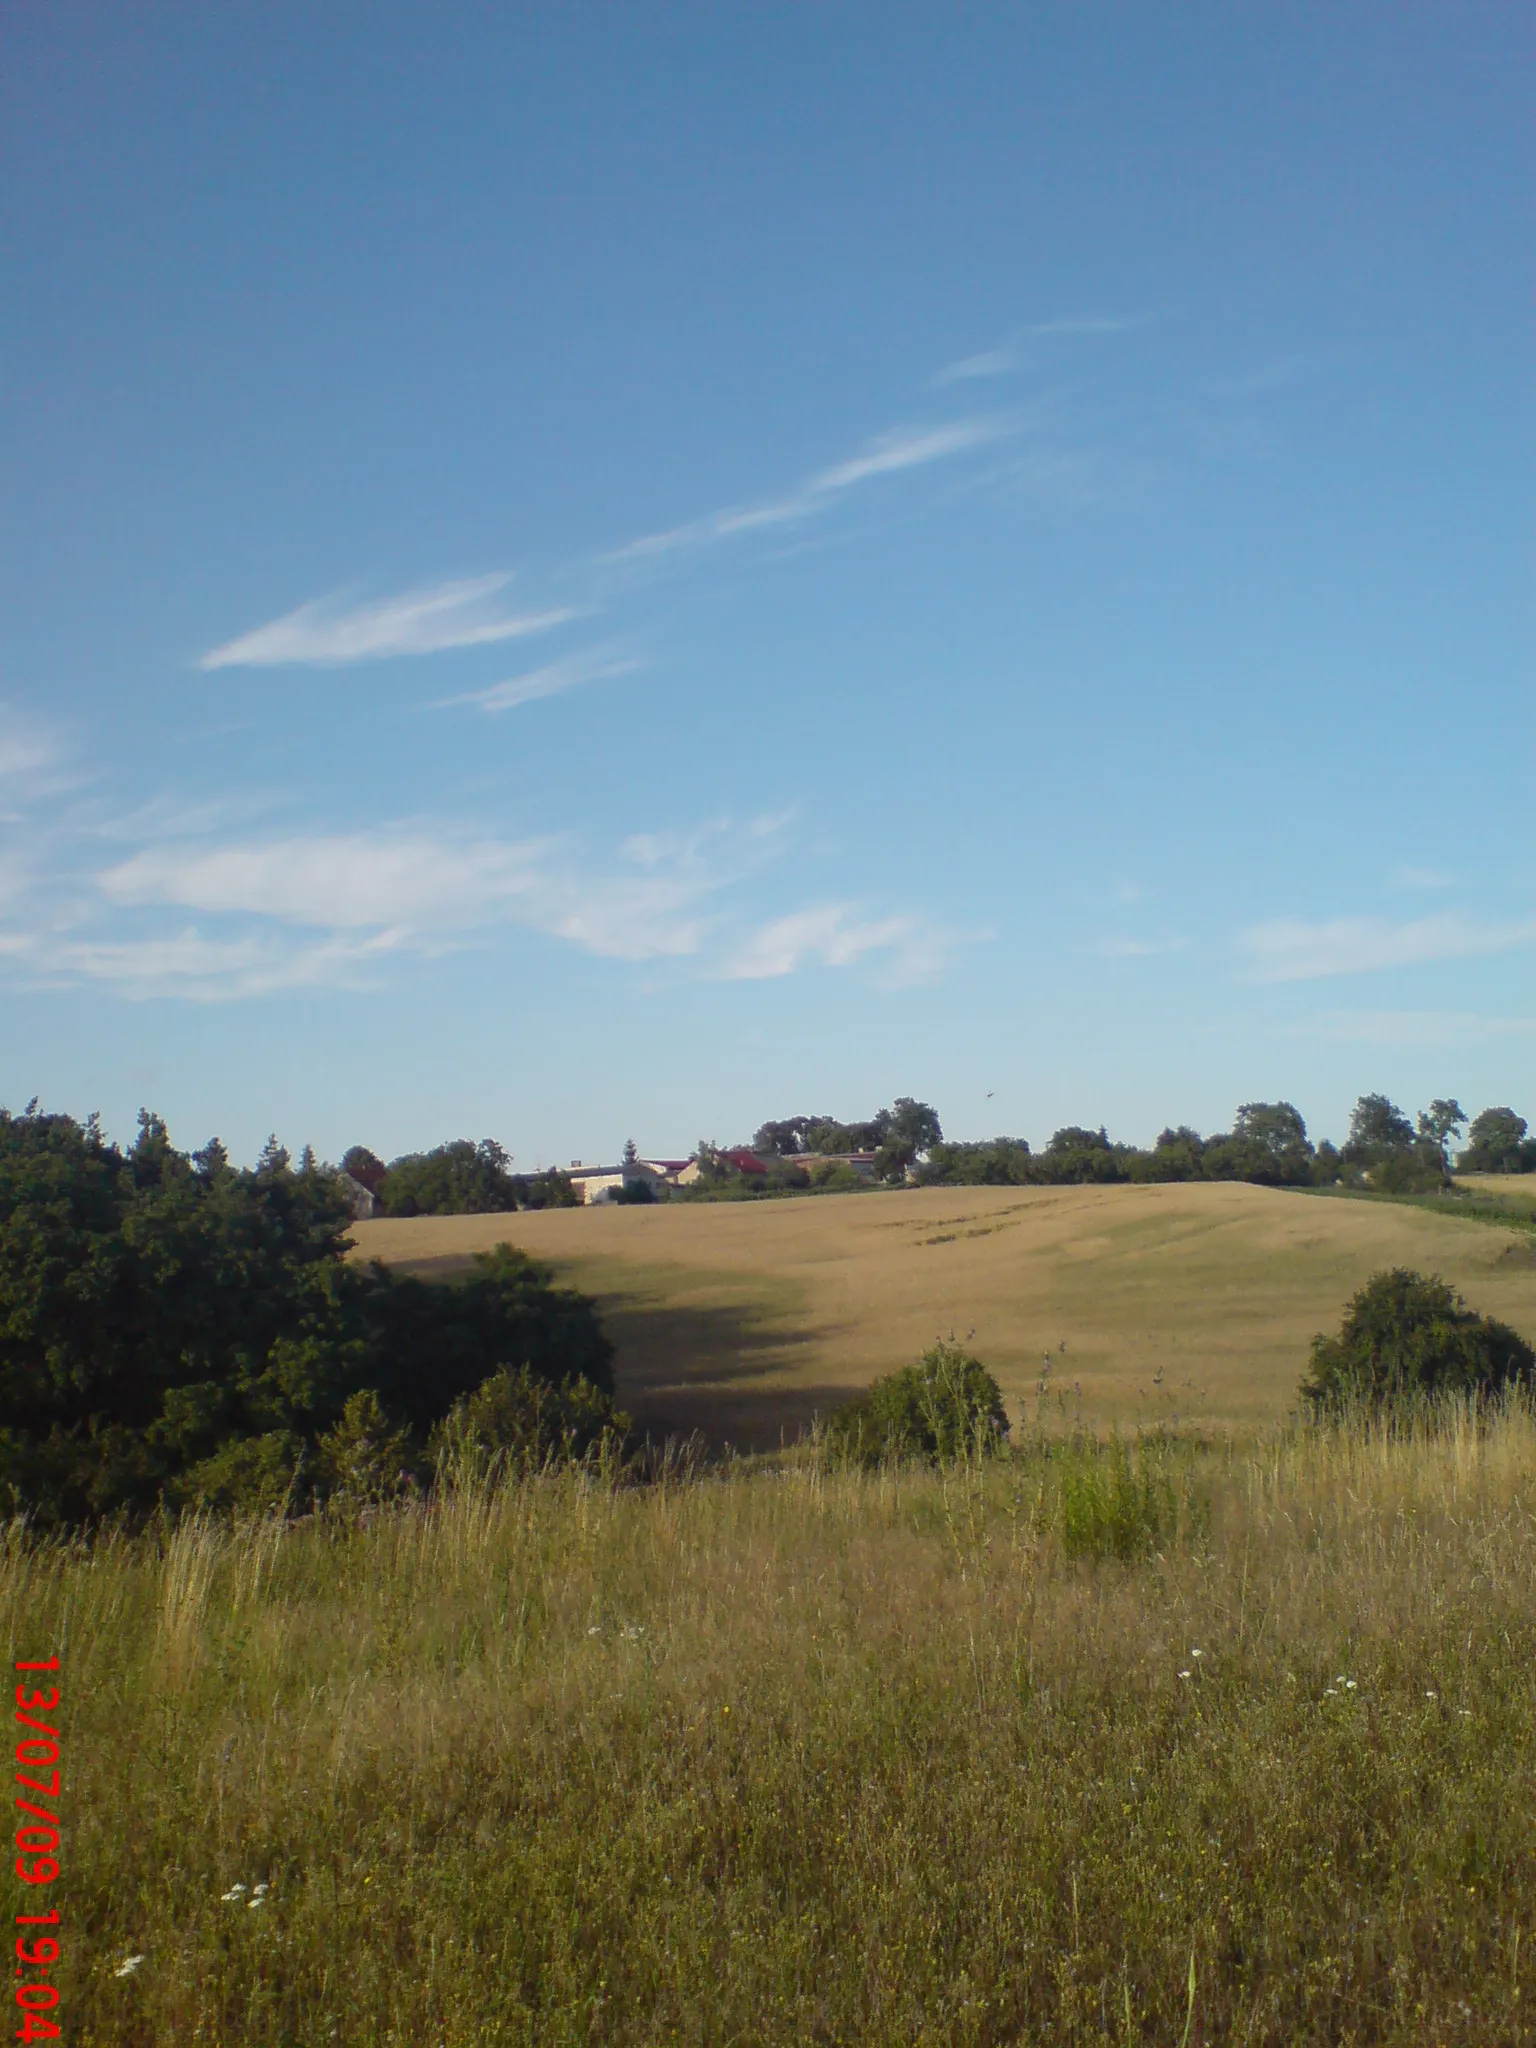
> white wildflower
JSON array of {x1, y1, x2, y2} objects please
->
[
  {"x1": 114, "y1": 1955, "x2": 146, "y2": 1979},
  {"x1": 1178, "y1": 1669, "x2": 1192, "y2": 1680},
  {"x1": 248, "y1": 1895, "x2": 267, "y2": 1910},
  {"x1": 221, "y1": 1884, "x2": 248, "y2": 1902},
  {"x1": 252, "y1": 1883, "x2": 270, "y2": 1897},
  {"x1": 1345, "y1": 1680, "x2": 1357, "y2": 1691},
  {"x1": 1425, "y1": 1690, "x2": 1438, "y2": 1699},
  {"x1": 1190, "y1": 1648, "x2": 1203, "y2": 1659}
]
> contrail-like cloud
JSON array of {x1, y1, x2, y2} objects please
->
[
  {"x1": 604, "y1": 417, "x2": 1011, "y2": 568},
  {"x1": 201, "y1": 574, "x2": 576, "y2": 669}
]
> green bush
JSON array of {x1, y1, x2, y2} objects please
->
[
  {"x1": 808, "y1": 1161, "x2": 865, "y2": 1192},
  {"x1": 1055, "y1": 1437, "x2": 1183, "y2": 1561},
  {"x1": 1302, "y1": 1268, "x2": 1535, "y2": 1418},
  {"x1": 1370, "y1": 1151, "x2": 1447, "y2": 1195},
  {"x1": 315, "y1": 1390, "x2": 420, "y2": 1505},
  {"x1": 824, "y1": 1339, "x2": 1009, "y2": 1467},
  {"x1": 430, "y1": 1365, "x2": 630, "y2": 1478},
  {"x1": 171, "y1": 1430, "x2": 309, "y2": 1514}
]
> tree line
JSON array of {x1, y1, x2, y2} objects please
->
[
  {"x1": 336, "y1": 1097, "x2": 1534, "y2": 1213},
  {"x1": 919, "y1": 1095, "x2": 1532, "y2": 1192},
  {"x1": 727, "y1": 1095, "x2": 1536, "y2": 1195},
  {"x1": 340, "y1": 1139, "x2": 578, "y2": 1215}
]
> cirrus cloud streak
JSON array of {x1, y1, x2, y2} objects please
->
[
  {"x1": 1240, "y1": 912, "x2": 1536, "y2": 983},
  {"x1": 200, "y1": 575, "x2": 576, "y2": 669}
]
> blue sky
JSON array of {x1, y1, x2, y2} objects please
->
[{"x1": 2, "y1": 5, "x2": 1531, "y2": 1166}]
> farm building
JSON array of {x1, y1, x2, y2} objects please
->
[
  {"x1": 340, "y1": 1172, "x2": 380, "y2": 1219},
  {"x1": 564, "y1": 1157, "x2": 681, "y2": 1203},
  {"x1": 673, "y1": 1148, "x2": 771, "y2": 1186}
]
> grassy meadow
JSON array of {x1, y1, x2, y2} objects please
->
[
  {"x1": 48, "y1": 1405, "x2": 1536, "y2": 2044},
  {"x1": 1459, "y1": 1174, "x2": 1536, "y2": 1212},
  {"x1": 42, "y1": 1181, "x2": 1536, "y2": 2042},
  {"x1": 350, "y1": 1181, "x2": 1536, "y2": 1447}
]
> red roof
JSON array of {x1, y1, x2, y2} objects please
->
[{"x1": 721, "y1": 1148, "x2": 770, "y2": 1174}]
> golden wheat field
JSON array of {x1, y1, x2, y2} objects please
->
[{"x1": 349, "y1": 1182, "x2": 1536, "y2": 1446}]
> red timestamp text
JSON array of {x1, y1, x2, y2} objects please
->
[{"x1": 13, "y1": 1656, "x2": 62, "y2": 2041}]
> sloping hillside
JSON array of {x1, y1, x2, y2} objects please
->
[{"x1": 349, "y1": 1182, "x2": 1536, "y2": 1445}]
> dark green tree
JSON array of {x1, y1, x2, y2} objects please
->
[
  {"x1": 380, "y1": 1138, "x2": 520, "y2": 1216},
  {"x1": 0, "y1": 1108, "x2": 613, "y2": 1524},
  {"x1": 1458, "y1": 1108, "x2": 1535, "y2": 1174},
  {"x1": 1343, "y1": 1094, "x2": 1416, "y2": 1167},
  {"x1": 752, "y1": 1116, "x2": 825, "y2": 1156},
  {"x1": 874, "y1": 1097, "x2": 943, "y2": 1181},
  {"x1": 918, "y1": 1138, "x2": 1033, "y2": 1186},
  {"x1": 1416, "y1": 1099, "x2": 1467, "y2": 1170},
  {"x1": 350, "y1": 1243, "x2": 613, "y2": 1436},
  {"x1": 0, "y1": 1106, "x2": 359, "y2": 1522},
  {"x1": 1302, "y1": 1269, "x2": 1534, "y2": 1417},
  {"x1": 341, "y1": 1146, "x2": 388, "y2": 1194},
  {"x1": 1311, "y1": 1139, "x2": 1343, "y2": 1185},
  {"x1": 1202, "y1": 1102, "x2": 1315, "y2": 1187},
  {"x1": 1129, "y1": 1127, "x2": 1205, "y2": 1183},
  {"x1": 1040, "y1": 1127, "x2": 1126, "y2": 1185}
]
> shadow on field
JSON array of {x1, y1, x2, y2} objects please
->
[{"x1": 596, "y1": 1293, "x2": 853, "y2": 1452}]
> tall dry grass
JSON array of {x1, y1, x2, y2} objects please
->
[{"x1": 21, "y1": 1406, "x2": 1536, "y2": 2044}]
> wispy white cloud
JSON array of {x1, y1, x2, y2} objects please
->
[
  {"x1": 200, "y1": 575, "x2": 576, "y2": 669},
  {"x1": 0, "y1": 800, "x2": 962, "y2": 999},
  {"x1": 933, "y1": 316, "x2": 1143, "y2": 386},
  {"x1": 723, "y1": 902, "x2": 955, "y2": 985},
  {"x1": 1240, "y1": 912, "x2": 1536, "y2": 982},
  {"x1": 74, "y1": 819, "x2": 771, "y2": 993},
  {"x1": 437, "y1": 648, "x2": 642, "y2": 714},
  {"x1": 25, "y1": 927, "x2": 409, "y2": 1002},
  {"x1": 87, "y1": 789, "x2": 299, "y2": 845},
  {"x1": 97, "y1": 827, "x2": 744, "y2": 963},
  {"x1": 934, "y1": 349, "x2": 1020, "y2": 387},
  {"x1": 1288, "y1": 1010, "x2": 1536, "y2": 1047},
  {"x1": 1209, "y1": 352, "x2": 1339, "y2": 399},
  {"x1": 807, "y1": 421, "x2": 1001, "y2": 494},
  {"x1": 0, "y1": 725, "x2": 953, "y2": 999},
  {"x1": 99, "y1": 832, "x2": 549, "y2": 931},
  {"x1": 0, "y1": 729, "x2": 55, "y2": 784},
  {"x1": 1391, "y1": 865, "x2": 1454, "y2": 891},
  {"x1": 0, "y1": 707, "x2": 81, "y2": 813},
  {"x1": 604, "y1": 417, "x2": 1010, "y2": 568}
]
